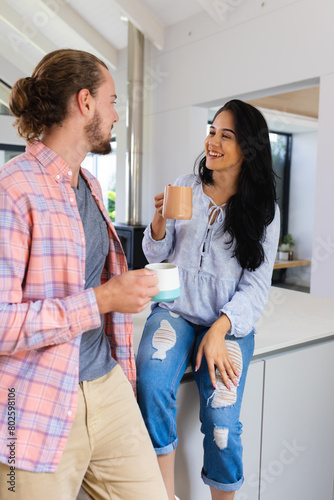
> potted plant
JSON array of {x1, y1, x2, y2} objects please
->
[{"x1": 278, "y1": 233, "x2": 294, "y2": 260}]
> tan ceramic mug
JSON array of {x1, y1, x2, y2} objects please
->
[{"x1": 162, "y1": 185, "x2": 192, "y2": 220}]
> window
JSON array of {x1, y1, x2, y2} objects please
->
[
  {"x1": 0, "y1": 140, "x2": 117, "y2": 221},
  {"x1": 0, "y1": 144, "x2": 25, "y2": 167},
  {"x1": 0, "y1": 104, "x2": 10, "y2": 116},
  {"x1": 269, "y1": 132, "x2": 292, "y2": 239},
  {"x1": 81, "y1": 137, "x2": 117, "y2": 221}
]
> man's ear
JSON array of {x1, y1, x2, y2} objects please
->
[{"x1": 77, "y1": 88, "x2": 93, "y2": 115}]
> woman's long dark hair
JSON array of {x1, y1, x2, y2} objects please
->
[{"x1": 195, "y1": 99, "x2": 277, "y2": 271}]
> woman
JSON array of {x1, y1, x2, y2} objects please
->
[{"x1": 136, "y1": 100, "x2": 280, "y2": 500}]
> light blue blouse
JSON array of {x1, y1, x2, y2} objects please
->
[{"x1": 143, "y1": 174, "x2": 280, "y2": 337}]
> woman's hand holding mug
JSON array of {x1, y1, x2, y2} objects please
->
[{"x1": 151, "y1": 184, "x2": 193, "y2": 241}]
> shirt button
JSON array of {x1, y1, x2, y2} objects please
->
[
  {"x1": 70, "y1": 197, "x2": 74, "y2": 202},
  {"x1": 68, "y1": 410, "x2": 72, "y2": 416},
  {"x1": 68, "y1": 170, "x2": 72, "y2": 176},
  {"x1": 83, "y1": 279, "x2": 86, "y2": 285},
  {"x1": 56, "y1": 175, "x2": 60, "y2": 180}
]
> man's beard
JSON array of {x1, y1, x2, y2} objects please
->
[{"x1": 85, "y1": 111, "x2": 112, "y2": 155}]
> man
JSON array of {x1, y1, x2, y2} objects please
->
[{"x1": 0, "y1": 49, "x2": 168, "y2": 500}]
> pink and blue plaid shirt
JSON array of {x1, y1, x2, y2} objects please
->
[{"x1": 0, "y1": 141, "x2": 135, "y2": 473}]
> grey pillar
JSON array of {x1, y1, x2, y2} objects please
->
[{"x1": 125, "y1": 22, "x2": 144, "y2": 225}]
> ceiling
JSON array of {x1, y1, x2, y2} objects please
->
[
  {"x1": 0, "y1": 0, "x2": 320, "y2": 127},
  {"x1": 0, "y1": 0, "x2": 205, "y2": 102},
  {"x1": 247, "y1": 86, "x2": 320, "y2": 119}
]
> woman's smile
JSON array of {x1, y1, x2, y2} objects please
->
[{"x1": 208, "y1": 149, "x2": 224, "y2": 158}]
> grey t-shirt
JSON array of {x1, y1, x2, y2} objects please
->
[{"x1": 72, "y1": 173, "x2": 117, "y2": 382}]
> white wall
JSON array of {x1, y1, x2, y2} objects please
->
[
  {"x1": 0, "y1": 115, "x2": 25, "y2": 147},
  {"x1": 144, "y1": 0, "x2": 333, "y2": 113},
  {"x1": 120, "y1": 0, "x2": 333, "y2": 297},
  {"x1": 113, "y1": 46, "x2": 208, "y2": 224},
  {"x1": 141, "y1": 105, "x2": 207, "y2": 223},
  {"x1": 311, "y1": 73, "x2": 334, "y2": 297}
]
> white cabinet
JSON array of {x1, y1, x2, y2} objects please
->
[
  {"x1": 174, "y1": 341, "x2": 334, "y2": 500},
  {"x1": 175, "y1": 377, "x2": 209, "y2": 500},
  {"x1": 235, "y1": 361, "x2": 264, "y2": 500},
  {"x1": 175, "y1": 361, "x2": 265, "y2": 500},
  {"x1": 260, "y1": 341, "x2": 334, "y2": 500}
]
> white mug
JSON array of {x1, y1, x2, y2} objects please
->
[{"x1": 145, "y1": 263, "x2": 180, "y2": 302}]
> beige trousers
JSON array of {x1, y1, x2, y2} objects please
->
[{"x1": 0, "y1": 365, "x2": 168, "y2": 500}]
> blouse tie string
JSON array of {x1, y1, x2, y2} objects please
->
[{"x1": 200, "y1": 203, "x2": 226, "y2": 257}]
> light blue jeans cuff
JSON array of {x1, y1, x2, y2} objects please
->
[
  {"x1": 155, "y1": 437, "x2": 178, "y2": 456},
  {"x1": 201, "y1": 470, "x2": 244, "y2": 492}
]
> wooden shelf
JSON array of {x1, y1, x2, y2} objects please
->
[{"x1": 274, "y1": 259, "x2": 311, "y2": 270}]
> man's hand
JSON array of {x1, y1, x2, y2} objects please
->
[{"x1": 94, "y1": 269, "x2": 159, "y2": 314}]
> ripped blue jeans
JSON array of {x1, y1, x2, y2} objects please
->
[{"x1": 136, "y1": 306, "x2": 254, "y2": 492}]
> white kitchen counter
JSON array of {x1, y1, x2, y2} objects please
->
[
  {"x1": 132, "y1": 286, "x2": 334, "y2": 360},
  {"x1": 253, "y1": 286, "x2": 334, "y2": 355}
]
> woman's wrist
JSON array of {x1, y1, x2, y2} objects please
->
[
  {"x1": 151, "y1": 212, "x2": 167, "y2": 241},
  {"x1": 213, "y1": 314, "x2": 231, "y2": 336}
]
